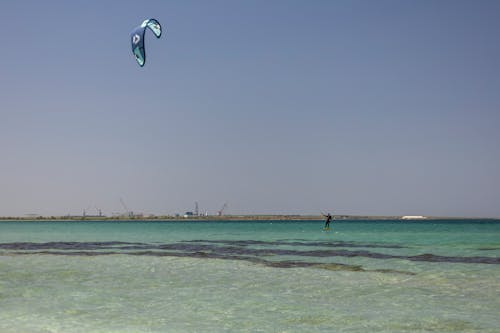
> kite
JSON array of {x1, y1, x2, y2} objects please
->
[{"x1": 130, "y1": 18, "x2": 162, "y2": 67}]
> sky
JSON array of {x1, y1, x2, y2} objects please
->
[{"x1": 1, "y1": 0, "x2": 499, "y2": 217}]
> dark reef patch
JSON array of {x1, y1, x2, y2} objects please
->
[{"x1": 1, "y1": 241, "x2": 498, "y2": 265}]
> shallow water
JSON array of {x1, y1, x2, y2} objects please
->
[{"x1": 1, "y1": 220, "x2": 499, "y2": 332}]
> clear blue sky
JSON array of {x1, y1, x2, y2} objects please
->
[{"x1": 1, "y1": 0, "x2": 499, "y2": 217}]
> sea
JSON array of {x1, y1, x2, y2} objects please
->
[{"x1": 0, "y1": 219, "x2": 499, "y2": 332}]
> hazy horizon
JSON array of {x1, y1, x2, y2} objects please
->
[{"x1": 1, "y1": 0, "x2": 499, "y2": 218}]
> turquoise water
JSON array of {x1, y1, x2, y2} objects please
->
[{"x1": 1, "y1": 219, "x2": 499, "y2": 332}]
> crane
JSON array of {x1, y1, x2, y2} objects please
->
[
  {"x1": 217, "y1": 202, "x2": 228, "y2": 216},
  {"x1": 120, "y1": 197, "x2": 133, "y2": 218}
]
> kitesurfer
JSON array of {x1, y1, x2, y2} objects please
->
[{"x1": 323, "y1": 213, "x2": 332, "y2": 229}]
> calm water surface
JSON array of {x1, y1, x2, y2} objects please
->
[{"x1": 1, "y1": 219, "x2": 499, "y2": 332}]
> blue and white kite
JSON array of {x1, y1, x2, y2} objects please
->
[{"x1": 130, "y1": 18, "x2": 162, "y2": 67}]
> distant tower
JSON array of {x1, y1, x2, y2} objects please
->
[{"x1": 195, "y1": 202, "x2": 199, "y2": 216}]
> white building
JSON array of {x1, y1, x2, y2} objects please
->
[{"x1": 401, "y1": 215, "x2": 427, "y2": 220}]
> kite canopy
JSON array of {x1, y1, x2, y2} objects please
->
[{"x1": 130, "y1": 18, "x2": 162, "y2": 67}]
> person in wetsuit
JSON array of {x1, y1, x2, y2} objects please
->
[{"x1": 323, "y1": 213, "x2": 332, "y2": 229}]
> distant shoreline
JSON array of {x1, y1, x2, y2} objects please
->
[{"x1": 0, "y1": 215, "x2": 499, "y2": 222}]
